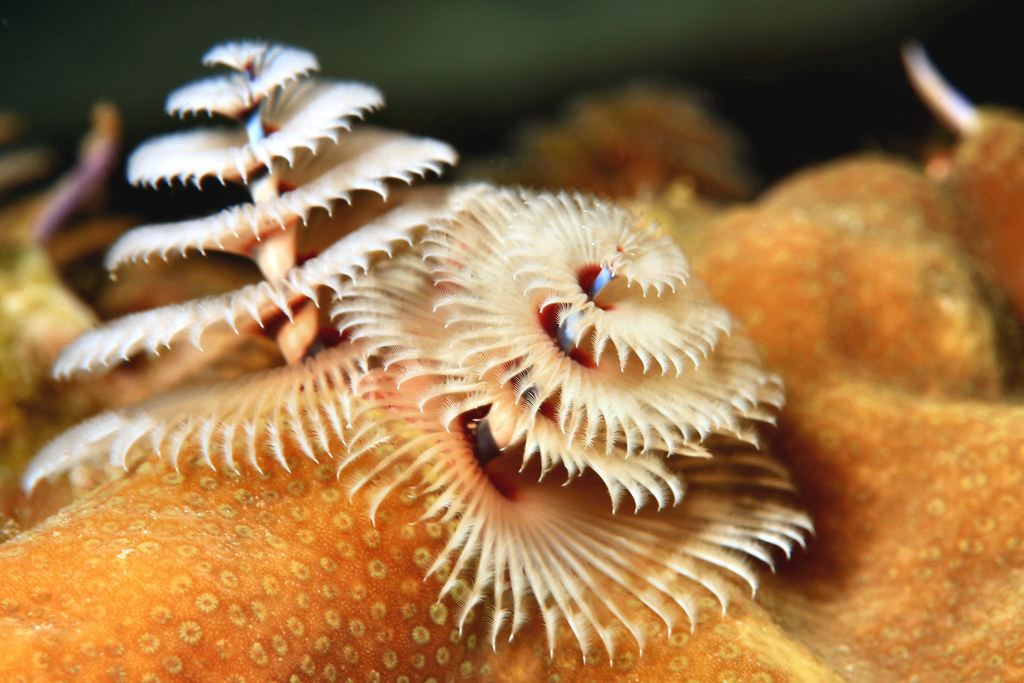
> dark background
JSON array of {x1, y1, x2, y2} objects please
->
[{"x1": 2, "y1": 0, "x2": 1020, "y2": 200}]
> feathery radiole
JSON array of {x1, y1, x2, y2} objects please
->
[{"x1": 24, "y1": 39, "x2": 810, "y2": 659}]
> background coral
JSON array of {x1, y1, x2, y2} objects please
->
[
  {"x1": 491, "y1": 84, "x2": 757, "y2": 200},
  {"x1": 681, "y1": 148, "x2": 1024, "y2": 680}
]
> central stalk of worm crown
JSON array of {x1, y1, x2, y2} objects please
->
[
  {"x1": 247, "y1": 156, "x2": 317, "y2": 365},
  {"x1": 248, "y1": 173, "x2": 297, "y2": 281},
  {"x1": 239, "y1": 101, "x2": 318, "y2": 364},
  {"x1": 244, "y1": 104, "x2": 296, "y2": 281}
]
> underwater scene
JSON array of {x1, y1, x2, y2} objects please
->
[{"x1": 1, "y1": 2, "x2": 1022, "y2": 681}]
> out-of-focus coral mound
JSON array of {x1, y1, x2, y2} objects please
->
[
  {"x1": 0, "y1": 204, "x2": 100, "y2": 539},
  {"x1": 692, "y1": 155, "x2": 1007, "y2": 399},
  {"x1": 770, "y1": 382, "x2": 1024, "y2": 680},
  {"x1": 680, "y1": 153, "x2": 1024, "y2": 680},
  {"x1": 492, "y1": 83, "x2": 757, "y2": 201},
  {"x1": 4, "y1": 79, "x2": 1024, "y2": 682}
]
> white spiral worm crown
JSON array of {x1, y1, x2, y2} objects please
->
[
  {"x1": 333, "y1": 185, "x2": 809, "y2": 654},
  {"x1": 52, "y1": 39, "x2": 457, "y2": 378},
  {"x1": 25, "y1": 40, "x2": 811, "y2": 659}
]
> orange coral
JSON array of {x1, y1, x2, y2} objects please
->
[
  {"x1": 0, "y1": 452, "x2": 495, "y2": 680},
  {"x1": 14, "y1": 149, "x2": 1021, "y2": 682},
  {"x1": 691, "y1": 155, "x2": 1005, "y2": 399},
  {"x1": 0, "y1": 436, "x2": 825, "y2": 681},
  {"x1": 771, "y1": 382, "x2": 1024, "y2": 680},
  {"x1": 685, "y1": 154, "x2": 1024, "y2": 680}
]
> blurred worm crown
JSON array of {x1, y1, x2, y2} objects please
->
[{"x1": 24, "y1": 40, "x2": 811, "y2": 655}]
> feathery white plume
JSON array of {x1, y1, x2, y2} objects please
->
[
  {"x1": 339, "y1": 385, "x2": 811, "y2": 657},
  {"x1": 27, "y1": 345, "x2": 365, "y2": 490},
  {"x1": 55, "y1": 191, "x2": 453, "y2": 377},
  {"x1": 28, "y1": 39, "x2": 810, "y2": 664},
  {"x1": 167, "y1": 41, "x2": 319, "y2": 118},
  {"x1": 129, "y1": 81, "x2": 386, "y2": 186},
  {"x1": 110, "y1": 130, "x2": 455, "y2": 267},
  {"x1": 57, "y1": 39, "x2": 456, "y2": 374}
]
